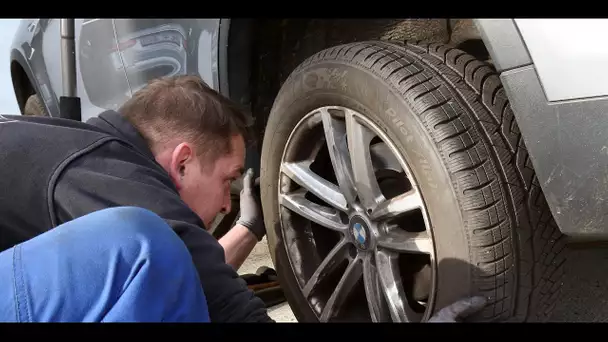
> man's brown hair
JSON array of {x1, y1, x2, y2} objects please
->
[{"x1": 118, "y1": 75, "x2": 252, "y2": 163}]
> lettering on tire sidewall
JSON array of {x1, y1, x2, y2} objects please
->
[{"x1": 299, "y1": 66, "x2": 440, "y2": 194}]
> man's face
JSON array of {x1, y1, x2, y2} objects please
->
[{"x1": 168, "y1": 135, "x2": 245, "y2": 229}]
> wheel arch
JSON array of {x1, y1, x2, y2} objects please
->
[
  {"x1": 219, "y1": 19, "x2": 254, "y2": 107},
  {"x1": 473, "y1": 19, "x2": 533, "y2": 73},
  {"x1": 9, "y1": 49, "x2": 38, "y2": 114},
  {"x1": 225, "y1": 19, "x2": 491, "y2": 141}
]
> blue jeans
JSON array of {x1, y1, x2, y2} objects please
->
[{"x1": 0, "y1": 207, "x2": 210, "y2": 322}]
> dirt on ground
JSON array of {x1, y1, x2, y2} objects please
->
[{"x1": 239, "y1": 237, "x2": 608, "y2": 322}]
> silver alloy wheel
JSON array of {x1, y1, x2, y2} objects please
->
[{"x1": 278, "y1": 106, "x2": 437, "y2": 322}]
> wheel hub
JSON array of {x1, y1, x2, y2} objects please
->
[{"x1": 348, "y1": 214, "x2": 375, "y2": 250}]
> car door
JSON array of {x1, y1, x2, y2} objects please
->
[
  {"x1": 111, "y1": 19, "x2": 221, "y2": 95},
  {"x1": 39, "y1": 19, "x2": 132, "y2": 121}
]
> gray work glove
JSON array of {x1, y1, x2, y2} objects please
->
[
  {"x1": 235, "y1": 168, "x2": 266, "y2": 241},
  {"x1": 427, "y1": 296, "x2": 488, "y2": 322}
]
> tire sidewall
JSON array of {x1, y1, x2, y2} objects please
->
[{"x1": 261, "y1": 61, "x2": 475, "y2": 321}]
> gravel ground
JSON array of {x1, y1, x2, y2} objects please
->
[
  {"x1": 239, "y1": 238, "x2": 608, "y2": 322},
  {"x1": 548, "y1": 246, "x2": 608, "y2": 322}
]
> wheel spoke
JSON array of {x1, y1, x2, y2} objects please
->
[
  {"x1": 370, "y1": 189, "x2": 423, "y2": 221},
  {"x1": 377, "y1": 229, "x2": 433, "y2": 254},
  {"x1": 302, "y1": 238, "x2": 350, "y2": 298},
  {"x1": 376, "y1": 249, "x2": 421, "y2": 322},
  {"x1": 363, "y1": 253, "x2": 391, "y2": 322},
  {"x1": 280, "y1": 191, "x2": 348, "y2": 233},
  {"x1": 281, "y1": 161, "x2": 348, "y2": 212},
  {"x1": 320, "y1": 108, "x2": 357, "y2": 206},
  {"x1": 345, "y1": 110, "x2": 384, "y2": 210},
  {"x1": 320, "y1": 256, "x2": 363, "y2": 321}
]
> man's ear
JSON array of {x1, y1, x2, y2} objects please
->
[{"x1": 169, "y1": 142, "x2": 194, "y2": 190}]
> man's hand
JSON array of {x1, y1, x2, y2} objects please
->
[
  {"x1": 427, "y1": 296, "x2": 487, "y2": 322},
  {"x1": 235, "y1": 168, "x2": 265, "y2": 241}
]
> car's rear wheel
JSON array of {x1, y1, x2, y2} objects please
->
[
  {"x1": 260, "y1": 40, "x2": 567, "y2": 322},
  {"x1": 23, "y1": 94, "x2": 48, "y2": 116}
]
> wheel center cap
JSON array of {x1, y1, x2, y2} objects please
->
[{"x1": 349, "y1": 216, "x2": 372, "y2": 250}]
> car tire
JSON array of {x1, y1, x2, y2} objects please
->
[
  {"x1": 23, "y1": 94, "x2": 48, "y2": 116},
  {"x1": 260, "y1": 40, "x2": 567, "y2": 322}
]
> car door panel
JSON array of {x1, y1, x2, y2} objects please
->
[
  {"x1": 38, "y1": 19, "x2": 131, "y2": 121},
  {"x1": 515, "y1": 19, "x2": 608, "y2": 102},
  {"x1": 112, "y1": 19, "x2": 221, "y2": 95},
  {"x1": 76, "y1": 19, "x2": 132, "y2": 121}
]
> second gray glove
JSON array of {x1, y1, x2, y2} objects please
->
[
  {"x1": 427, "y1": 296, "x2": 487, "y2": 322},
  {"x1": 235, "y1": 168, "x2": 266, "y2": 241}
]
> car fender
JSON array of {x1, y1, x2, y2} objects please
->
[{"x1": 475, "y1": 19, "x2": 608, "y2": 240}]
